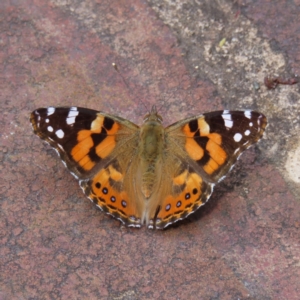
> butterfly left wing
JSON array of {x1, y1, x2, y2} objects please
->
[
  {"x1": 31, "y1": 107, "x2": 145, "y2": 227},
  {"x1": 150, "y1": 110, "x2": 267, "y2": 229}
]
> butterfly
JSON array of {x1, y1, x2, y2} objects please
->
[{"x1": 30, "y1": 106, "x2": 267, "y2": 229}]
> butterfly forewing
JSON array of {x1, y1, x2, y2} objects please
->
[
  {"x1": 30, "y1": 107, "x2": 139, "y2": 179},
  {"x1": 167, "y1": 110, "x2": 267, "y2": 183}
]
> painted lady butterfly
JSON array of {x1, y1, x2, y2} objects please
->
[{"x1": 30, "y1": 106, "x2": 267, "y2": 229}]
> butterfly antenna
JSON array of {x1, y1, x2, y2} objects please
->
[
  {"x1": 112, "y1": 62, "x2": 131, "y2": 92},
  {"x1": 112, "y1": 62, "x2": 149, "y2": 113},
  {"x1": 139, "y1": 95, "x2": 148, "y2": 113},
  {"x1": 156, "y1": 103, "x2": 164, "y2": 114}
]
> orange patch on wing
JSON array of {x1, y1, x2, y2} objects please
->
[
  {"x1": 173, "y1": 170, "x2": 188, "y2": 185},
  {"x1": 71, "y1": 135, "x2": 95, "y2": 170},
  {"x1": 93, "y1": 168, "x2": 109, "y2": 184},
  {"x1": 90, "y1": 168, "x2": 137, "y2": 218},
  {"x1": 106, "y1": 121, "x2": 120, "y2": 135},
  {"x1": 189, "y1": 172, "x2": 203, "y2": 185},
  {"x1": 77, "y1": 130, "x2": 95, "y2": 141},
  {"x1": 202, "y1": 139, "x2": 227, "y2": 175},
  {"x1": 203, "y1": 159, "x2": 219, "y2": 174},
  {"x1": 185, "y1": 138, "x2": 204, "y2": 161},
  {"x1": 90, "y1": 116, "x2": 120, "y2": 159},
  {"x1": 207, "y1": 133, "x2": 222, "y2": 145},
  {"x1": 157, "y1": 172, "x2": 203, "y2": 220},
  {"x1": 79, "y1": 155, "x2": 96, "y2": 171},
  {"x1": 182, "y1": 124, "x2": 195, "y2": 137},
  {"x1": 95, "y1": 135, "x2": 116, "y2": 159},
  {"x1": 108, "y1": 164, "x2": 123, "y2": 181},
  {"x1": 184, "y1": 120, "x2": 224, "y2": 165},
  {"x1": 206, "y1": 140, "x2": 227, "y2": 165},
  {"x1": 71, "y1": 137, "x2": 93, "y2": 160},
  {"x1": 71, "y1": 115, "x2": 120, "y2": 170}
]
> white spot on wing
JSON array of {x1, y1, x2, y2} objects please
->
[
  {"x1": 245, "y1": 129, "x2": 251, "y2": 136},
  {"x1": 234, "y1": 148, "x2": 240, "y2": 155},
  {"x1": 224, "y1": 119, "x2": 233, "y2": 128},
  {"x1": 257, "y1": 117, "x2": 261, "y2": 126},
  {"x1": 222, "y1": 113, "x2": 233, "y2": 128},
  {"x1": 244, "y1": 110, "x2": 252, "y2": 119},
  {"x1": 47, "y1": 126, "x2": 53, "y2": 132},
  {"x1": 56, "y1": 144, "x2": 64, "y2": 151},
  {"x1": 45, "y1": 118, "x2": 49, "y2": 123},
  {"x1": 67, "y1": 109, "x2": 79, "y2": 125},
  {"x1": 47, "y1": 107, "x2": 55, "y2": 116},
  {"x1": 233, "y1": 133, "x2": 242, "y2": 142},
  {"x1": 67, "y1": 117, "x2": 76, "y2": 125},
  {"x1": 55, "y1": 129, "x2": 64, "y2": 139},
  {"x1": 249, "y1": 122, "x2": 253, "y2": 127},
  {"x1": 222, "y1": 112, "x2": 231, "y2": 120}
]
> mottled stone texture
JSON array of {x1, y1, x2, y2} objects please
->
[{"x1": 0, "y1": 1, "x2": 299, "y2": 299}]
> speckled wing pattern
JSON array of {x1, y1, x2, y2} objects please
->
[{"x1": 30, "y1": 107, "x2": 267, "y2": 229}]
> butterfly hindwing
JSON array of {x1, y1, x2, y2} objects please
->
[
  {"x1": 80, "y1": 158, "x2": 142, "y2": 227},
  {"x1": 150, "y1": 165, "x2": 214, "y2": 229}
]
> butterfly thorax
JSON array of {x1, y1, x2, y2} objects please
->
[{"x1": 138, "y1": 111, "x2": 164, "y2": 200}]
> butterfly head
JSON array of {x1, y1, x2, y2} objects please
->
[{"x1": 143, "y1": 105, "x2": 163, "y2": 123}]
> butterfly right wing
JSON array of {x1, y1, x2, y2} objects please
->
[{"x1": 149, "y1": 110, "x2": 267, "y2": 229}]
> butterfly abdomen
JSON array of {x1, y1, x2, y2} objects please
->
[{"x1": 138, "y1": 120, "x2": 165, "y2": 199}]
